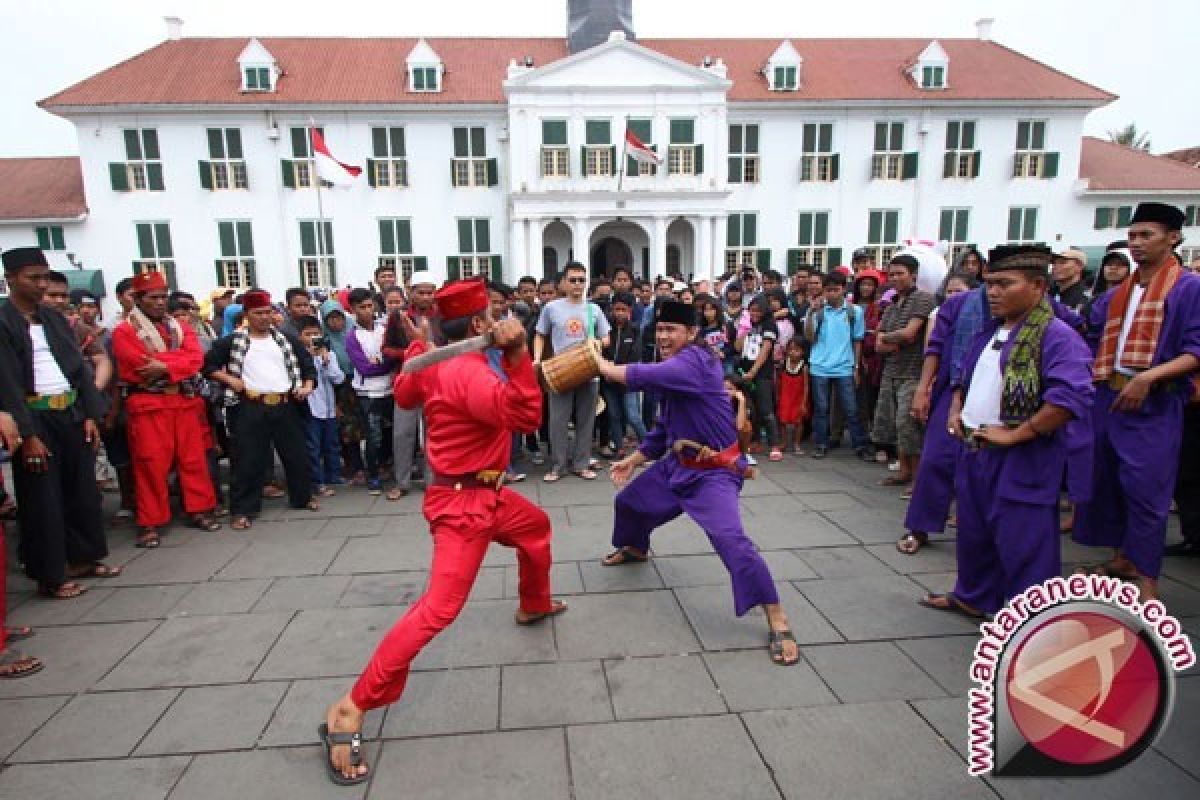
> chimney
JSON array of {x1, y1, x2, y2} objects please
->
[
  {"x1": 975, "y1": 17, "x2": 994, "y2": 41},
  {"x1": 164, "y1": 16, "x2": 184, "y2": 41},
  {"x1": 567, "y1": 0, "x2": 635, "y2": 54}
]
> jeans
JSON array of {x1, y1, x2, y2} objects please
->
[
  {"x1": 548, "y1": 379, "x2": 599, "y2": 473},
  {"x1": 601, "y1": 383, "x2": 647, "y2": 450},
  {"x1": 812, "y1": 375, "x2": 868, "y2": 450},
  {"x1": 306, "y1": 416, "x2": 342, "y2": 486},
  {"x1": 392, "y1": 405, "x2": 427, "y2": 489},
  {"x1": 358, "y1": 394, "x2": 393, "y2": 475}
]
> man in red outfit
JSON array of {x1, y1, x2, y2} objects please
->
[
  {"x1": 319, "y1": 277, "x2": 565, "y2": 786},
  {"x1": 111, "y1": 271, "x2": 219, "y2": 548}
]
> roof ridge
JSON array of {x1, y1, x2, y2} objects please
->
[
  {"x1": 1085, "y1": 136, "x2": 1200, "y2": 174},
  {"x1": 986, "y1": 40, "x2": 1116, "y2": 102},
  {"x1": 39, "y1": 40, "x2": 176, "y2": 109}
]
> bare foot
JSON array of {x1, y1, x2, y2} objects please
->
[
  {"x1": 324, "y1": 694, "x2": 369, "y2": 783},
  {"x1": 514, "y1": 599, "x2": 568, "y2": 625}
]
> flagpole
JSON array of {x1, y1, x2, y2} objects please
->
[
  {"x1": 309, "y1": 117, "x2": 328, "y2": 289},
  {"x1": 617, "y1": 115, "x2": 629, "y2": 194}
]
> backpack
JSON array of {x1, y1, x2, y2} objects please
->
[{"x1": 807, "y1": 302, "x2": 858, "y2": 343}]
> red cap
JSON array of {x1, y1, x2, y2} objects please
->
[
  {"x1": 131, "y1": 271, "x2": 168, "y2": 294},
  {"x1": 435, "y1": 278, "x2": 488, "y2": 321},
  {"x1": 242, "y1": 289, "x2": 272, "y2": 311}
]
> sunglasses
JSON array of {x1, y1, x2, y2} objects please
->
[{"x1": 566, "y1": 277, "x2": 586, "y2": 284}]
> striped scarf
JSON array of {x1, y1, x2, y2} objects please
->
[
  {"x1": 1094, "y1": 258, "x2": 1183, "y2": 382},
  {"x1": 1001, "y1": 298, "x2": 1053, "y2": 425},
  {"x1": 219, "y1": 328, "x2": 302, "y2": 407},
  {"x1": 127, "y1": 307, "x2": 202, "y2": 395}
]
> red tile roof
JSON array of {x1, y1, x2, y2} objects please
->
[
  {"x1": 1163, "y1": 147, "x2": 1200, "y2": 168},
  {"x1": 39, "y1": 36, "x2": 1114, "y2": 110},
  {"x1": 1080, "y1": 137, "x2": 1200, "y2": 192},
  {"x1": 0, "y1": 157, "x2": 87, "y2": 220}
]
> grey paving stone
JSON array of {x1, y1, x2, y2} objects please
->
[
  {"x1": 568, "y1": 715, "x2": 779, "y2": 800},
  {"x1": 258, "y1": 677, "x2": 385, "y2": 747},
  {"x1": 799, "y1": 575, "x2": 981, "y2": 640},
  {"x1": 501, "y1": 660, "x2": 612, "y2": 728},
  {"x1": 326, "y1": 534, "x2": 432, "y2": 573},
  {"x1": 1156, "y1": 576, "x2": 1200, "y2": 617},
  {"x1": 168, "y1": 578, "x2": 270, "y2": 616},
  {"x1": 744, "y1": 701, "x2": 993, "y2": 800},
  {"x1": 214, "y1": 538, "x2": 344, "y2": 580},
  {"x1": 0, "y1": 621, "x2": 157, "y2": 699},
  {"x1": 169, "y1": 744, "x2": 377, "y2": 800},
  {"x1": 760, "y1": 549, "x2": 820, "y2": 581},
  {"x1": 907, "y1": 695, "x2": 971, "y2": 758},
  {"x1": 500, "y1": 560, "x2": 585, "y2": 598},
  {"x1": 413, "y1": 599, "x2": 560, "y2": 669},
  {"x1": 793, "y1": 491, "x2": 864, "y2": 511},
  {"x1": 468, "y1": 566, "x2": 506, "y2": 601},
  {"x1": 895, "y1": 635, "x2": 980, "y2": 696},
  {"x1": 797, "y1": 546, "x2": 896, "y2": 578},
  {"x1": 803, "y1": 641, "x2": 948, "y2": 703},
  {"x1": 10, "y1": 689, "x2": 178, "y2": 762},
  {"x1": 742, "y1": 511, "x2": 859, "y2": 549},
  {"x1": 545, "y1": 524, "x2": 615, "y2": 562},
  {"x1": 0, "y1": 696, "x2": 70, "y2": 761},
  {"x1": 103, "y1": 538, "x2": 247, "y2": 585},
  {"x1": 78, "y1": 584, "x2": 193, "y2": 623},
  {"x1": 702, "y1": 649, "x2": 837, "y2": 711},
  {"x1": 577, "y1": 559, "x2": 663, "y2": 592},
  {"x1": 604, "y1": 654, "x2": 726, "y2": 719},
  {"x1": 237, "y1": 517, "x2": 329, "y2": 540},
  {"x1": 318, "y1": 515, "x2": 390, "y2": 538},
  {"x1": 675, "y1": 582, "x2": 842, "y2": 650},
  {"x1": 0, "y1": 756, "x2": 192, "y2": 800},
  {"x1": 252, "y1": 575, "x2": 352, "y2": 611},
  {"x1": 655, "y1": 554, "x2": 733, "y2": 587},
  {"x1": 135, "y1": 681, "x2": 289, "y2": 754},
  {"x1": 553, "y1": 591, "x2": 700, "y2": 660},
  {"x1": 1156, "y1": 674, "x2": 1200, "y2": 775},
  {"x1": 6, "y1": 587, "x2": 116, "y2": 627},
  {"x1": 373, "y1": 728, "x2": 569, "y2": 800},
  {"x1": 381, "y1": 667, "x2": 499, "y2": 738},
  {"x1": 256, "y1": 606, "x2": 403, "y2": 680},
  {"x1": 338, "y1": 571, "x2": 428, "y2": 607},
  {"x1": 867, "y1": 541, "x2": 961, "y2": 574},
  {"x1": 98, "y1": 612, "x2": 291, "y2": 689},
  {"x1": 766, "y1": 470, "x2": 855, "y2": 494},
  {"x1": 821, "y1": 507, "x2": 909, "y2": 544}
]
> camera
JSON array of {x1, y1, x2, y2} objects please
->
[{"x1": 310, "y1": 336, "x2": 329, "y2": 350}]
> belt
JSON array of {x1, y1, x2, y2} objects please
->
[
  {"x1": 25, "y1": 389, "x2": 77, "y2": 411},
  {"x1": 1104, "y1": 373, "x2": 1174, "y2": 394},
  {"x1": 243, "y1": 390, "x2": 291, "y2": 406},
  {"x1": 127, "y1": 384, "x2": 182, "y2": 396},
  {"x1": 960, "y1": 424, "x2": 996, "y2": 451},
  {"x1": 673, "y1": 440, "x2": 756, "y2": 479},
  {"x1": 430, "y1": 470, "x2": 506, "y2": 491}
]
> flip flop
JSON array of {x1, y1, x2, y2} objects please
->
[
  {"x1": 0, "y1": 649, "x2": 43, "y2": 679},
  {"x1": 768, "y1": 629, "x2": 800, "y2": 666},
  {"x1": 5, "y1": 626, "x2": 34, "y2": 641},
  {"x1": 230, "y1": 516, "x2": 253, "y2": 531},
  {"x1": 136, "y1": 529, "x2": 161, "y2": 549},
  {"x1": 573, "y1": 469, "x2": 598, "y2": 480},
  {"x1": 190, "y1": 514, "x2": 221, "y2": 532},
  {"x1": 602, "y1": 547, "x2": 648, "y2": 566},
  {"x1": 918, "y1": 592, "x2": 985, "y2": 620},
  {"x1": 38, "y1": 582, "x2": 88, "y2": 600},
  {"x1": 514, "y1": 600, "x2": 568, "y2": 626},
  {"x1": 543, "y1": 471, "x2": 562, "y2": 483},
  {"x1": 317, "y1": 723, "x2": 368, "y2": 786},
  {"x1": 879, "y1": 476, "x2": 911, "y2": 487},
  {"x1": 68, "y1": 562, "x2": 123, "y2": 579},
  {"x1": 896, "y1": 532, "x2": 928, "y2": 555}
]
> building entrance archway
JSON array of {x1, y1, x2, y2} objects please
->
[{"x1": 589, "y1": 237, "x2": 633, "y2": 280}]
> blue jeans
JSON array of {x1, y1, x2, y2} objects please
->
[
  {"x1": 601, "y1": 383, "x2": 647, "y2": 450},
  {"x1": 306, "y1": 416, "x2": 342, "y2": 486},
  {"x1": 812, "y1": 375, "x2": 868, "y2": 450},
  {"x1": 357, "y1": 395, "x2": 393, "y2": 475}
]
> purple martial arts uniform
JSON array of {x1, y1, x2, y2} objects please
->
[
  {"x1": 951, "y1": 317, "x2": 1094, "y2": 614},
  {"x1": 1073, "y1": 272, "x2": 1200, "y2": 579},
  {"x1": 612, "y1": 344, "x2": 779, "y2": 616}
]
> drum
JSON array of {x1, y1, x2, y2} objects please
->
[{"x1": 539, "y1": 339, "x2": 602, "y2": 394}]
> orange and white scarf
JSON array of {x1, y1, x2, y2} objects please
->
[{"x1": 1093, "y1": 257, "x2": 1182, "y2": 382}]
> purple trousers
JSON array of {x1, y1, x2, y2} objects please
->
[
  {"x1": 952, "y1": 447, "x2": 1060, "y2": 614},
  {"x1": 1073, "y1": 384, "x2": 1184, "y2": 579},
  {"x1": 612, "y1": 456, "x2": 779, "y2": 616},
  {"x1": 904, "y1": 389, "x2": 958, "y2": 535}
]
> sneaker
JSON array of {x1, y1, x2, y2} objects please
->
[
  {"x1": 888, "y1": 460, "x2": 901, "y2": 472},
  {"x1": 812, "y1": 447, "x2": 828, "y2": 459},
  {"x1": 745, "y1": 454, "x2": 758, "y2": 466},
  {"x1": 367, "y1": 479, "x2": 383, "y2": 496},
  {"x1": 769, "y1": 448, "x2": 784, "y2": 462},
  {"x1": 506, "y1": 471, "x2": 527, "y2": 483}
]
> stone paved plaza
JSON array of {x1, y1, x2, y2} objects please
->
[{"x1": 2, "y1": 451, "x2": 1199, "y2": 799}]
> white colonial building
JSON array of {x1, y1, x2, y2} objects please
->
[{"x1": 2, "y1": 2, "x2": 1199, "y2": 309}]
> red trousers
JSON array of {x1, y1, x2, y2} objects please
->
[
  {"x1": 128, "y1": 397, "x2": 216, "y2": 528},
  {"x1": 351, "y1": 485, "x2": 554, "y2": 711}
]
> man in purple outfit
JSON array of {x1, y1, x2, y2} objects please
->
[
  {"x1": 594, "y1": 300, "x2": 799, "y2": 666},
  {"x1": 920, "y1": 246, "x2": 1094, "y2": 618}
]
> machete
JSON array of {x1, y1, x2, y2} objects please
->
[{"x1": 399, "y1": 332, "x2": 495, "y2": 374}]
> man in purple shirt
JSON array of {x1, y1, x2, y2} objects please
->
[{"x1": 594, "y1": 300, "x2": 799, "y2": 666}]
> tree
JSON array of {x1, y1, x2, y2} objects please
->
[{"x1": 1108, "y1": 123, "x2": 1151, "y2": 152}]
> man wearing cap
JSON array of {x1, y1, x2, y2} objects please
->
[
  {"x1": 594, "y1": 299, "x2": 802, "y2": 667},
  {"x1": 209, "y1": 287, "x2": 236, "y2": 334},
  {"x1": 113, "y1": 272, "x2": 220, "y2": 548},
  {"x1": 320, "y1": 278, "x2": 564, "y2": 786},
  {"x1": 1051, "y1": 248, "x2": 1090, "y2": 315},
  {"x1": 919, "y1": 246, "x2": 1094, "y2": 618},
  {"x1": 1074, "y1": 202, "x2": 1200, "y2": 600},
  {"x1": 0, "y1": 247, "x2": 113, "y2": 599},
  {"x1": 203, "y1": 289, "x2": 318, "y2": 531}
]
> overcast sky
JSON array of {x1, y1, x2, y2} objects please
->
[{"x1": 5, "y1": 0, "x2": 1197, "y2": 157}]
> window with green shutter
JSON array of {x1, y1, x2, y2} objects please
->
[
  {"x1": 200, "y1": 128, "x2": 248, "y2": 190},
  {"x1": 411, "y1": 66, "x2": 439, "y2": 92},
  {"x1": 585, "y1": 120, "x2": 611, "y2": 145},
  {"x1": 668, "y1": 119, "x2": 699, "y2": 176},
  {"x1": 117, "y1": 129, "x2": 163, "y2": 192},
  {"x1": 728, "y1": 123, "x2": 760, "y2": 183},
  {"x1": 451, "y1": 127, "x2": 492, "y2": 187},
  {"x1": 725, "y1": 213, "x2": 762, "y2": 271},
  {"x1": 216, "y1": 220, "x2": 256, "y2": 289},
  {"x1": 368, "y1": 127, "x2": 408, "y2": 188},
  {"x1": 939, "y1": 209, "x2": 970, "y2": 256},
  {"x1": 1116, "y1": 206, "x2": 1133, "y2": 227},
  {"x1": 244, "y1": 66, "x2": 271, "y2": 91},
  {"x1": 669, "y1": 119, "x2": 694, "y2": 144},
  {"x1": 1094, "y1": 207, "x2": 1113, "y2": 229},
  {"x1": 624, "y1": 118, "x2": 655, "y2": 176},
  {"x1": 542, "y1": 120, "x2": 567, "y2": 145},
  {"x1": 34, "y1": 225, "x2": 66, "y2": 251},
  {"x1": 133, "y1": 221, "x2": 176, "y2": 288},
  {"x1": 1007, "y1": 207, "x2": 1038, "y2": 243}
]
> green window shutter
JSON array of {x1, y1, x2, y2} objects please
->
[
  {"x1": 1031, "y1": 122, "x2": 1046, "y2": 151},
  {"x1": 608, "y1": 146, "x2": 617, "y2": 175},
  {"x1": 1116, "y1": 206, "x2": 1133, "y2": 227},
  {"x1": 300, "y1": 221, "x2": 316, "y2": 256},
  {"x1": 245, "y1": 68, "x2": 257, "y2": 90},
  {"x1": 1007, "y1": 209, "x2": 1022, "y2": 241},
  {"x1": 124, "y1": 129, "x2": 142, "y2": 160},
  {"x1": 1094, "y1": 207, "x2": 1111, "y2": 229},
  {"x1": 542, "y1": 120, "x2": 567, "y2": 145},
  {"x1": 397, "y1": 220, "x2": 413, "y2": 254},
  {"x1": 945, "y1": 121, "x2": 959, "y2": 150},
  {"x1": 35, "y1": 226, "x2": 50, "y2": 250},
  {"x1": 746, "y1": 124, "x2": 759, "y2": 154},
  {"x1": 803, "y1": 124, "x2": 816, "y2": 153},
  {"x1": 729, "y1": 125, "x2": 743, "y2": 154},
  {"x1": 786, "y1": 249, "x2": 802, "y2": 275},
  {"x1": 670, "y1": 119, "x2": 694, "y2": 144},
  {"x1": 786, "y1": 66, "x2": 796, "y2": 88},
  {"x1": 226, "y1": 129, "x2": 243, "y2": 159},
  {"x1": 868, "y1": 211, "x2": 882, "y2": 244},
  {"x1": 379, "y1": 219, "x2": 396, "y2": 255},
  {"x1": 246, "y1": 260, "x2": 258, "y2": 287},
  {"x1": 487, "y1": 158, "x2": 499, "y2": 186},
  {"x1": 147, "y1": 163, "x2": 164, "y2": 191},
  {"x1": 452, "y1": 127, "x2": 468, "y2": 157},
  {"x1": 773, "y1": 66, "x2": 784, "y2": 89},
  {"x1": 413, "y1": 67, "x2": 426, "y2": 91},
  {"x1": 971, "y1": 151, "x2": 981, "y2": 178},
  {"x1": 694, "y1": 144, "x2": 704, "y2": 174},
  {"x1": 962, "y1": 121, "x2": 976, "y2": 150},
  {"x1": 470, "y1": 127, "x2": 486, "y2": 157},
  {"x1": 1042, "y1": 152, "x2": 1060, "y2": 179},
  {"x1": 490, "y1": 255, "x2": 503, "y2": 282},
  {"x1": 728, "y1": 157, "x2": 742, "y2": 183},
  {"x1": 327, "y1": 260, "x2": 338, "y2": 287},
  {"x1": 292, "y1": 127, "x2": 310, "y2": 158},
  {"x1": 475, "y1": 219, "x2": 491, "y2": 253},
  {"x1": 236, "y1": 221, "x2": 253, "y2": 256},
  {"x1": 450, "y1": 158, "x2": 458, "y2": 187},
  {"x1": 828, "y1": 247, "x2": 842, "y2": 267},
  {"x1": 726, "y1": 216, "x2": 740, "y2": 248},
  {"x1": 580, "y1": 145, "x2": 587, "y2": 175},
  {"x1": 954, "y1": 211, "x2": 969, "y2": 242},
  {"x1": 743, "y1": 213, "x2": 757, "y2": 247},
  {"x1": 447, "y1": 256, "x2": 461, "y2": 281},
  {"x1": 814, "y1": 213, "x2": 829, "y2": 245},
  {"x1": 198, "y1": 161, "x2": 213, "y2": 190},
  {"x1": 281, "y1": 160, "x2": 296, "y2": 188},
  {"x1": 585, "y1": 120, "x2": 609, "y2": 145},
  {"x1": 163, "y1": 262, "x2": 178, "y2": 291},
  {"x1": 109, "y1": 163, "x2": 130, "y2": 191},
  {"x1": 214, "y1": 260, "x2": 224, "y2": 285},
  {"x1": 142, "y1": 129, "x2": 160, "y2": 160},
  {"x1": 136, "y1": 224, "x2": 154, "y2": 259},
  {"x1": 218, "y1": 221, "x2": 236, "y2": 257},
  {"x1": 883, "y1": 213, "x2": 898, "y2": 244},
  {"x1": 902, "y1": 152, "x2": 918, "y2": 180},
  {"x1": 628, "y1": 119, "x2": 652, "y2": 142},
  {"x1": 756, "y1": 249, "x2": 771, "y2": 267},
  {"x1": 207, "y1": 128, "x2": 225, "y2": 159},
  {"x1": 1185, "y1": 205, "x2": 1197, "y2": 226},
  {"x1": 939, "y1": 210, "x2": 953, "y2": 242},
  {"x1": 372, "y1": 128, "x2": 388, "y2": 158},
  {"x1": 413, "y1": 256, "x2": 428, "y2": 272},
  {"x1": 1023, "y1": 210, "x2": 1038, "y2": 241},
  {"x1": 891, "y1": 123, "x2": 904, "y2": 151},
  {"x1": 457, "y1": 219, "x2": 474, "y2": 253},
  {"x1": 154, "y1": 223, "x2": 173, "y2": 258},
  {"x1": 798, "y1": 213, "x2": 813, "y2": 246},
  {"x1": 943, "y1": 152, "x2": 956, "y2": 179},
  {"x1": 829, "y1": 153, "x2": 840, "y2": 181},
  {"x1": 873, "y1": 123, "x2": 887, "y2": 152},
  {"x1": 50, "y1": 227, "x2": 65, "y2": 250},
  {"x1": 818, "y1": 124, "x2": 832, "y2": 154},
  {"x1": 322, "y1": 222, "x2": 334, "y2": 255},
  {"x1": 366, "y1": 159, "x2": 378, "y2": 187},
  {"x1": 1016, "y1": 121, "x2": 1030, "y2": 149},
  {"x1": 391, "y1": 127, "x2": 406, "y2": 157}
]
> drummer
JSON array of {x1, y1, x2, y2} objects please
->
[
  {"x1": 595, "y1": 299, "x2": 801, "y2": 666},
  {"x1": 532, "y1": 261, "x2": 610, "y2": 483}
]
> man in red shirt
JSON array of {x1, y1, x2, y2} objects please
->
[
  {"x1": 319, "y1": 278, "x2": 564, "y2": 786},
  {"x1": 111, "y1": 271, "x2": 219, "y2": 548}
]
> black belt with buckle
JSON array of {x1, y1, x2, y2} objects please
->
[{"x1": 430, "y1": 470, "x2": 505, "y2": 491}]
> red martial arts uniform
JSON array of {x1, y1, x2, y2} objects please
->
[
  {"x1": 112, "y1": 319, "x2": 216, "y2": 528},
  {"x1": 351, "y1": 341, "x2": 553, "y2": 711}
]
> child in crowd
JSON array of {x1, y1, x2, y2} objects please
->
[
  {"x1": 697, "y1": 295, "x2": 735, "y2": 377},
  {"x1": 776, "y1": 337, "x2": 810, "y2": 455},
  {"x1": 300, "y1": 316, "x2": 345, "y2": 497},
  {"x1": 736, "y1": 297, "x2": 783, "y2": 462}
]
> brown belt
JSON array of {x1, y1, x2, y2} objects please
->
[
  {"x1": 1104, "y1": 373, "x2": 1174, "y2": 394},
  {"x1": 243, "y1": 390, "x2": 292, "y2": 405},
  {"x1": 430, "y1": 470, "x2": 506, "y2": 491}
]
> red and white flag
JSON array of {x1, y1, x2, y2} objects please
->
[
  {"x1": 624, "y1": 127, "x2": 662, "y2": 166},
  {"x1": 311, "y1": 128, "x2": 362, "y2": 187}
]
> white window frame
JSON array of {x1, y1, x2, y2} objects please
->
[
  {"x1": 410, "y1": 64, "x2": 440, "y2": 92},
  {"x1": 1007, "y1": 207, "x2": 1040, "y2": 244},
  {"x1": 457, "y1": 255, "x2": 491, "y2": 279},
  {"x1": 667, "y1": 145, "x2": 696, "y2": 176},
  {"x1": 378, "y1": 256, "x2": 418, "y2": 284},
  {"x1": 921, "y1": 65, "x2": 946, "y2": 89},
  {"x1": 134, "y1": 221, "x2": 174, "y2": 277},
  {"x1": 541, "y1": 147, "x2": 570, "y2": 178},
  {"x1": 452, "y1": 126, "x2": 489, "y2": 187},
  {"x1": 216, "y1": 220, "x2": 255, "y2": 290},
  {"x1": 584, "y1": 146, "x2": 613, "y2": 178},
  {"x1": 242, "y1": 65, "x2": 273, "y2": 92},
  {"x1": 867, "y1": 209, "x2": 900, "y2": 265},
  {"x1": 939, "y1": 208, "x2": 972, "y2": 262},
  {"x1": 299, "y1": 219, "x2": 335, "y2": 289},
  {"x1": 371, "y1": 126, "x2": 409, "y2": 188},
  {"x1": 871, "y1": 122, "x2": 905, "y2": 181},
  {"x1": 207, "y1": 128, "x2": 248, "y2": 190},
  {"x1": 1014, "y1": 120, "x2": 1048, "y2": 179},
  {"x1": 771, "y1": 64, "x2": 798, "y2": 91},
  {"x1": 123, "y1": 128, "x2": 161, "y2": 192},
  {"x1": 724, "y1": 249, "x2": 759, "y2": 272},
  {"x1": 728, "y1": 123, "x2": 760, "y2": 183},
  {"x1": 797, "y1": 211, "x2": 831, "y2": 270}
]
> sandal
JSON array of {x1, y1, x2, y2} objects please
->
[
  {"x1": 879, "y1": 476, "x2": 911, "y2": 487},
  {"x1": 514, "y1": 600, "x2": 568, "y2": 626},
  {"x1": 38, "y1": 581, "x2": 88, "y2": 599},
  {"x1": 306, "y1": 500, "x2": 321, "y2": 512},
  {"x1": 543, "y1": 471, "x2": 562, "y2": 483},
  {"x1": 768, "y1": 629, "x2": 800, "y2": 666},
  {"x1": 230, "y1": 516, "x2": 253, "y2": 531},
  {"x1": 190, "y1": 514, "x2": 221, "y2": 532},
  {"x1": 317, "y1": 723, "x2": 369, "y2": 786},
  {"x1": 573, "y1": 469, "x2": 598, "y2": 480},
  {"x1": 896, "y1": 532, "x2": 928, "y2": 555},
  {"x1": 136, "y1": 529, "x2": 161, "y2": 548},
  {"x1": 386, "y1": 488, "x2": 406, "y2": 502},
  {"x1": 262, "y1": 485, "x2": 286, "y2": 498},
  {"x1": 67, "y1": 562, "x2": 123, "y2": 579},
  {"x1": 602, "y1": 547, "x2": 649, "y2": 566},
  {"x1": 918, "y1": 592, "x2": 985, "y2": 620},
  {"x1": 5, "y1": 626, "x2": 34, "y2": 641},
  {"x1": 0, "y1": 649, "x2": 43, "y2": 679}
]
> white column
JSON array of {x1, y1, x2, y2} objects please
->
[
  {"x1": 527, "y1": 217, "x2": 543, "y2": 279},
  {"x1": 652, "y1": 215, "x2": 668, "y2": 279},
  {"x1": 571, "y1": 216, "x2": 591, "y2": 267},
  {"x1": 509, "y1": 217, "x2": 526, "y2": 282},
  {"x1": 696, "y1": 215, "x2": 713, "y2": 282},
  {"x1": 712, "y1": 214, "x2": 725, "y2": 278}
]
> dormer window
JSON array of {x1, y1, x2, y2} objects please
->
[
  {"x1": 772, "y1": 66, "x2": 797, "y2": 91},
  {"x1": 244, "y1": 66, "x2": 272, "y2": 92},
  {"x1": 237, "y1": 38, "x2": 278, "y2": 93},
  {"x1": 921, "y1": 65, "x2": 945, "y2": 89},
  {"x1": 411, "y1": 65, "x2": 440, "y2": 92},
  {"x1": 766, "y1": 40, "x2": 802, "y2": 92},
  {"x1": 406, "y1": 38, "x2": 443, "y2": 94},
  {"x1": 913, "y1": 40, "x2": 949, "y2": 91}
]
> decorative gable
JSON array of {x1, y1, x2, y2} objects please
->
[
  {"x1": 505, "y1": 33, "x2": 729, "y2": 92},
  {"x1": 406, "y1": 38, "x2": 443, "y2": 93},
  {"x1": 766, "y1": 40, "x2": 801, "y2": 91},
  {"x1": 912, "y1": 40, "x2": 949, "y2": 90},
  {"x1": 238, "y1": 38, "x2": 278, "y2": 93}
]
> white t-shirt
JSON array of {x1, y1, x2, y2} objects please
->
[
  {"x1": 960, "y1": 328, "x2": 1010, "y2": 430},
  {"x1": 30, "y1": 324, "x2": 71, "y2": 395},
  {"x1": 351, "y1": 324, "x2": 393, "y2": 398},
  {"x1": 241, "y1": 336, "x2": 292, "y2": 393},
  {"x1": 1114, "y1": 282, "x2": 1146, "y2": 377}
]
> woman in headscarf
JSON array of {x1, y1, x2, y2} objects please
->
[
  {"x1": 221, "y1": 302, "x2": 243, "y2": 336},
  {"x1": 953, "y1": 246, "x2": 987, "y2": 282}
]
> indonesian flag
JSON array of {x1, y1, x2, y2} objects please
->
[
  {"x1": 625, "y1": 127, "x2": 662, "y2": 166},
  {"x1": 311, "y1": 128, "x2": 362, "y2": 187}
]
